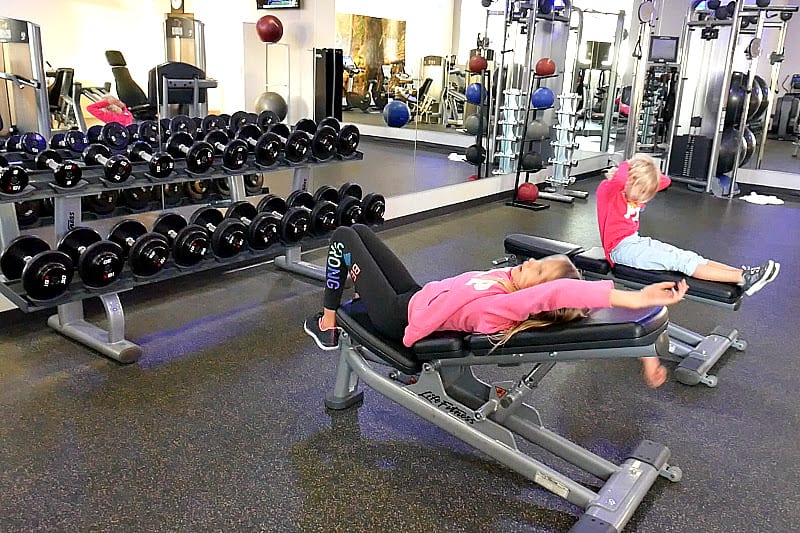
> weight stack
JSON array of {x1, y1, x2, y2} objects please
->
[
  {"x1": 668, "y1": 135, "x2": 712, "y2": 180},
  {"x1": 496, "y1": 89, "x2": 524, "y2": 174},
  {"x1": 313, "y1": 48, "x2": 343, "y2": 124},
  {"x1": 549, "y1": 93, "x2": 580, "y2": 186}
]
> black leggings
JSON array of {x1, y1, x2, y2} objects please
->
[{"x1": 324, "y1": 225, "x2": 421, "y2": 342}]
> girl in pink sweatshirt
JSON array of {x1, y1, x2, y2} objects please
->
[
  {"x1": 304, "y1": 225, "x2": 689, "y2": 388},
  {"x1": 86, "y1": 95, "x2": 134, "y2": 127}
]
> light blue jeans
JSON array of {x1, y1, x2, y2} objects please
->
[{"x1": 610, "y1": 234, "x2": 708, "y2": 276}]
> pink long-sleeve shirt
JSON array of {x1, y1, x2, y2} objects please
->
[
  {"x1": 86, "y1": 101, "x2": 134, "y2": 126},
  {"x1": 596, "y1": 162, "x2": 671, "y2": 264},
  {"x1": 402, "y1": 270, "x2": 614, "y2": 347}
]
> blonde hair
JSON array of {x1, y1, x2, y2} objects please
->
[
  {"x1": 487, "y1": 256, "x2": 587, "y2": 352},
  {"x1": 606, "y1": 155, "x2": 661, "y2": 203}
]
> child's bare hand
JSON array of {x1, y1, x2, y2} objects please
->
[{"x1": 639, "y1": 279, "x2": 688, "y2": 307}]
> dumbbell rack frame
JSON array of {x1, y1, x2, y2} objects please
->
[{"x1": 0, "y1": 149, "x2": 364, "y2": 363}]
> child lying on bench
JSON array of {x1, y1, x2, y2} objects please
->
[{"x1": 305, "y1": 225, "x2": 688, "y2": 388}]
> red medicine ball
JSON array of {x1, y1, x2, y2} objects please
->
[
  {"x1": 535, "y1": 58, "x2": 556, "y2": 76},
  {"x1": 517, "y1": 182, "x2": 539, "y2": 202},
  {"x1": 468, "y1": 55, "x2": 488, "y2": 73},
  {"x1": 256, "y1": 15, "x2": 284, "y2": 43}
]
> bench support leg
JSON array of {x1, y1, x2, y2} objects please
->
[
  {"x1": 325, "y1": 335, "x2": 364, "y2": 410},
  {"x1": 668, "y1": 323, "x2": 742, "y2": 387}
]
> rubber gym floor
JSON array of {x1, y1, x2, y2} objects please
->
[{"x1": 0, "y1": 175, "x2": 798, "y2": 532}]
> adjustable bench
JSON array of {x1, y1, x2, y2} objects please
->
[
  {"x1": 326, "y1": 299, "x2": 682, "y2": 533},
  {"x1": 504, "y1": 234, "x2": 748, "y2": 387}
]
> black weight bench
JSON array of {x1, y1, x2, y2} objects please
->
[
  {"x1": 504, "y1": 234, "x2": 748, "y2": 387},
  {"x1": 326, "y1": 299, "x2": 682, "y2": 533}
]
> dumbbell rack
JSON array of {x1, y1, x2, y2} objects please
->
[
  {"x1": 0, "y1": 150, "x2": 363, "y2": 363},
  {"x1": 540, "y1": 93, "x2": 586, "y2": 203}
]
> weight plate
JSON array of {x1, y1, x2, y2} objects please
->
[
  {"x1": 169, "y1": 114, "x2": 195, "y2": 136},
  {"x1": 257, "y1": 194, "x2": 287, "y2": 215},
  {"x1": 312, "y1": 185, "x2": 339, "y2": 204},
  {"x1": 64, "y1": 130, "x2": 88, "y2": 152},
  {"x1": 186, "y1": 180, "x2": 211, "y2": 201},
  {"x1": 185, "y1": 142, "x2": 214, "y2": 173},
  {"x1": 248, "y1": 212, "x2": 280, "y2": 250},
  {"x1": 108, "y1": 219, "x2": 148, "y2": 256},
  {"x1": 254, "y1": 133, "x2": 281, "y2": 167},
  {"x1": 101, "y1": 122, "x2": 130, "y2": 150},
  {"x1": 162, "y1": 183, "x2": 184, "y2": 206},
  {"x1": 294, "y1": 118, "x2": 317, "y2": 135},
  {"x1": 22, "y1": 251, "x2": 73, "y2": 300},
  {"x1": 13, "y1": 200, "x2": 40, "y2": 227},
  {"x1": 56, "y1": 228, "x2": 100, "y2": 273},
  {"x1": 281, "y1": 208, "x2": 309, "y2": 244},
  {"x1": 335, "y1": 195, "x2": 363, "y2": 227},
  {"x1": 226, "y1": 201, "x2": 258, "y2": 221},
  {"x1": 152, "y1": 212, "x2": 188, "y2": 240},
  {"x1": 21, "y1": 132, "x2": 47, "y2": 154},
  {"x1": 138, "y1": 120, "x2": 161, "y2": 144},
  {"x1": 120, "y1": 186, "x2": 155, "y2": 211},
  {"x1": 268, "y1": 123, "x2": 291, "y2": 139},
  {"x1": 319, "y1": 116, "x2": 341, "y2": 132},
  {"x1": 204, "y1": 129, "x2": 229, "y2": 151},
  {"x1": 223, "y1": 139, "x2": 249, "y2": 169},
  {"x1": 0, "y1": 166, "x2": 29, "y2": 194},
  {"x1": 286, "y1": 190, "x2": 314, "y2": 209},
  {"x1": 338, "y1": 182, "x2": 363, "y2": 201},
  {"x1": 190, "y1": 206, "x2": 224, "y2": 228},
  {"x1": 1, "y1": 235, "x2": 49, "y2": 279},
  {"x1": 77, "y1": 240, "x2": 124, "y2": 288},
  {"x1": 284, "y1": 131, "x2": 310, "y2": 164},
  {"x1": 256, "y1": 110, "x2": 280, "y2": 130},
  {"x1": 173, "y1": 225, "x2": 209, "y2": 266},
  {"x1": 338, "y1": 124, "x2": 360, "y2": 157},
  {"x1": 214, "y1": 178, "x2": 231, "y2": 196},
  {"x1": 229, "y1": 111, "x2": 250, "y2": 134},
  {"x1": 82, "y1": 190, "x2": 119, "y2": 215},
  {"x1": 211, "y1": 218, "x2": 247, "y2": 258},
  {"x1": 361, "y1": 192, "x2": 386, "y2": 225},
  {"x1": 310, "y1": 200, "x2": 337, "y2": 235},
  {"x1": 202, "y1": 114, "x2": 225, "y2": 132},
  {"x1": 244, "y1": 174, "x2": 264, "y2": 195},
  {"x1": 310, "y1": 126, "x2": 338, "y2": 161},
  {"x1": 129, "y1": 233, "x2": 170, "y2": 277}
]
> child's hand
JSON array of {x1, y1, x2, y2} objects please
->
[{"x1": 639, "y1": 279, "x2": 688, "y2": 307}]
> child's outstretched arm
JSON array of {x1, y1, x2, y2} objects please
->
[{"x1": 609, "y1": 279, "x2": 688, "y2": 309}]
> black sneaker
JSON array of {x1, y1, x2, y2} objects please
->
[
  {"x1": 741, "y1": 260, "x2": 780, "y2": 296},
  {"x1": 303, "y1": 313, "x2": 341, "y2": 350}
]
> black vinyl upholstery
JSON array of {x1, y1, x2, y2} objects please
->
[
  {"x1": 104, "y1": 50, "x2": 157, "y2": 120},
  {"x1": 504, "y1": 234, "x2": 743, "y2": 305},
  {"x1": 336, "y1": 299, "x2": 668, "y2": 370},
  {"x1": 148, "y1": 62, "x2": 209, "y2": 107}
]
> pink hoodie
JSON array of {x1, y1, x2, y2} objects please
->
[{"x1": 402, "y1": 269, "x2": 614, "y2": 347}]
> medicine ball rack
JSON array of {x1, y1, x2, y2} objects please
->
[{"x1": 0, "y1": 148, "x2": 364, "y2": 364}]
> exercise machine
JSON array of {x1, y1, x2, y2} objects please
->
[
  {"x1": 770, "y1": 74, "x2": 799, "y2": 141},
  {"x1": 503, "y1": 234, "x2": 748, "y2": 387},
  {"x1": 326, "y1": 298, "x2": 681, "y2": 532}
]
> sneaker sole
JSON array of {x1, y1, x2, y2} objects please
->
[
  {"x1": 303, "y1": 320, "x2": 340, "y2": 351},
  {"x1": 745, "y1": 261, "x2": 778, "y2": 296}
]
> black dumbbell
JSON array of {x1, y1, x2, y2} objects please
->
[
  {"x1": 189, "y1": 207, "x2": 247, "y2": 259},
  {"x1": 213, "y1": 178, "x2": 230, "y2": 197},
  {"x1": 256, "y1": 194, "x2": 310, "y2": 244},
  {"x1": 225, "y1": 201, "x2": 281, "y2": 250},
  {"x1": 127, "y1": 141, "x2": 175, "y2": 179},
  {"x1": 166, "y1": 131, "x2": 214, "y2": 173},
  {"x1": 119, "y1": 186, "x2": 156, "y2": 211},
  {"x1": 287, "y1": 189, "x2": 338, "y2": 235},
  {"x1": 186, "y1": 180, "x2": 211, "y2": 202},
  {"x1": 203, "y1": 129, "x2": 249, "y2": 170},
  {"x1": 319, "y1": 117, "x2": 361, "y2": 158},
  {"x1": 170, "y1": 114, "x2": 197, "y2": 137},
  {"x1": 228, "y1": 110, "x2": 254, "y2": 134},
  {"x1": 82, "y1": 190, "x2": 120, "y2": 216},
  {"x1": 255, "y1": 110, "x2": 280, "y2": 130},
  {"x1": 15, "y1": 200, "x2": 42, "y2": 227},
  {"x1": 86, "y1": 122, "x2": 130, "y2": 150},
  {"x1": 50, "y1": 130, "x2": 88, "y2": 153},
  {"x1": 293, "y1": 119, "x2": 338, "y2": 161},
  {"x1": 57, "y1": 227, "x2": 125, "y2": 288},
  {"x1": 161, "y1": 183, "x2": 184, "y2": 206},
  {"x1": 108, "y1": 220, "x2": 170, "y2": 277},
  {"x1": 201, "y1": 113, "x2": 228, "y2": 133},
  {"x1": 0, "y1": 154, "x2": 29, "y2": 194},
  {"x1": 2, "y1": 132, "x2": 47, "y2": 155},
  {"x1": 235, "y1": 124, "x2": 282, "y2": 167},
  {"x1": 265, "y1": 123, "x2": 310, "y2": 164},
  {"x1": 35, "y1": 149, "x2": 82, "y2": 188},
  {"x1": 1, "y1": 235, "x2": 74, "y2": 300},
  {"x1": 83, "y1": 144, "x2": 133, "y2": 183},
  {"x1": 124, "y1": 120, "x2": 161, "y2": 146},
  {"x1": 338, "y1": 182, "x2": 386, "y2": 225},
  {"x1": 307, "y1": 186, "x2": 362, "y2": 228},
  {"x1": 244, "y1": 174, "x2": 264, "y2": 196},
  {"x1": 151, "y1": 212, "x2": 210, "y2": 267}
]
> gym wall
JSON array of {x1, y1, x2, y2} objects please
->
[
  {"x1": 1, "y1": 0, "x2": 165, "y2": 93},
  {"x1": 335, "y1": 0, "x2": 455, "y2": 80}
]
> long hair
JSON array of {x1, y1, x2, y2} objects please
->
[
  {"x1": 606, "y1": 155, "x2": 661, "y2": 203},
  {"x1": 488, "y1": 256, "x2": 587, "y2": 352}
]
